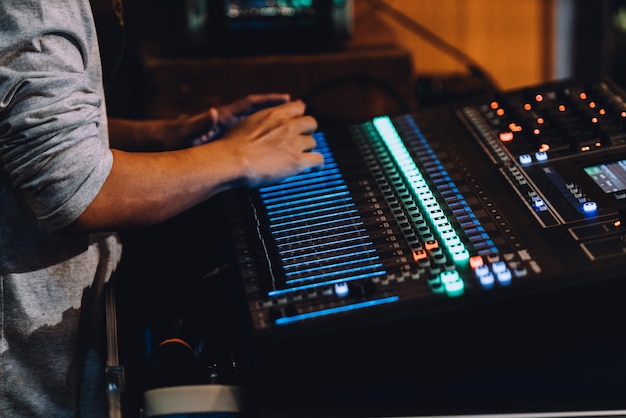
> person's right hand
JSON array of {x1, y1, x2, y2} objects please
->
[{"x1": 219, "y1": 99, "x2": 324, "y2": 188}]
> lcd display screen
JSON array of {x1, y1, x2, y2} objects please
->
[{"x1": 584, "y1": 160, "x2": 626, "y2": 193}]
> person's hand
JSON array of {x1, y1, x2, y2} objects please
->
[
  {"x1": 219, "y1": 99, "x2": 324, "y2": 188},
  {"x1": 216, "y1": 93, "x2": 291, "y2": 130},
  {"x1": 191, "y1": 94, "x2": 291, "y2": 146}
]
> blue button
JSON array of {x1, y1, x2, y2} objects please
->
[
  {"x1": 583, "y1": 201, "x2": 598, "y2": 213},
  {"x1": 519, "y1": 154, "x2": 532, "y2": 164}
]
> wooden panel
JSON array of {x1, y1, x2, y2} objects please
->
[
  {"x1": 142, "y1": 45, "x2": 415, "y2": 124},
  {"x1": 366, "y1": 0, "x2": 555, "y2": 90}
]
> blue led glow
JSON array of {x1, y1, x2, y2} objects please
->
[
  {"x1": 281, "y1": 240, "x2": 374, "y2": 261},
  {"x1": 267, "y1": 197, "x2": 353, "y2": 217},
  {"x1": 274, "y1": 222, "x2": 365, "y2": 243},
  {"x1": 285, "y1": 261, "x2": 384, "y2": 284},
  {"x1": 269, "y1": 205, "x2": 357, "y2": 225},
  {"x1": 284, "y1": 249, "x2": 377, "y2": 270},
  {"x1": 496, "y1": 269, "x2": 513, "y2": 285},
  {"x1": 285, "y1": 256, "x2": 380, "y2": 278},
  {"x1": 519, "y1": 154, "x2": 533, "y2": 164},
  {"x1": 264, "y1": 190, "x2": 350, "y2": 210},
  {"x1": 275, "y1": 296, "x2": 400, "y2": 325},
  {"x1": 479, "y1": 273, "x2": 495, "y2": 288},
  {"x1": 267, "y1": 162, "x2": 339, "y2": 186},
  {"x1": 260, "y1": 174, "x2": 343, "y2": 197},
  {"x1": 262, "y1": 175, "x2": 342, "y2": 192},
  {"x1": 271, "y1": 215, "x2": 361, "y2": 235},
  {"x1": 278, "y1": 235, "x2": 371, "y2": 256},
  {"x1": 268, "y1": 270, "x2": 388, "y2": 297},
  {"x1": 583, "y1": 201, "x2": 598, "y2": 213},
  {"x1": 262, "y1": 184, "x2": 348, "y2": 205},
  {"x1": 334, "y1": 282, "x2": 349, "y2": 297}
]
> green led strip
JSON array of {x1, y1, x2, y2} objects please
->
[{"x1": 373, "y1": 116, "x2": 470, "y2": 270}]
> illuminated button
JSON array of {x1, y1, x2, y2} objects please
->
[
  {"x1": 475, "y1": 265, "x2": 495, "y2": 288},
  {"x1": 535, "y1": 151, "x2": 548, "y2": 162},
  {"x1": 475, "y1": 265, "x2": 490, "y2": 277},
  {"x1": 474, "y1": 264, "x2": 491, "y2": 277},
  {"x1": 496, "y1": 269, "x2": 513, "y2": 285},
  {"x1": 469, "y1": 255, "x2": 484, "y2": 268},
  {"x1": 334, "y1": 283, "x2": 349, "y2": 297},
  {"x1": 440, "y1": 228, "x2": 456, "y2": 240},
  {"x1": 451, "y1": 247, "x2": 470, "y2": 262},
  {"x1": 427, "y1": 275, "x2": 445, "y2": 294},
  {"x1": 491, "y1": 261, "x2": 508, "y2": 274},
  {"x1": 446, "y1": 236, "x2": 461, "y2": 246},
  {"x1": 424, "y1": 240, "x2": 439, "y2": 251},
  {"x1": 583, "y1": 201, "x2": 598, "y2": 213},
  {"x1": 440, "y1": 270, "x2": 464, "y2": 296},
  {"x1": 519, "y1": 154, "x2": 532, "y2": 165},
  {"x1": 499, "y1": 131, "x2": 514, "y2": 142},
  {"x1": 412, "y1": 249, "x2": 428, "y2": 262}
]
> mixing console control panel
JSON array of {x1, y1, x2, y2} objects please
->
[{"x1": 226, "y1": 79, "x2": 626, "y2": 337}]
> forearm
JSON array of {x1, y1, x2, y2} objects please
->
[
  {"x1": 107, "y1": 118, "x2": 169, "y2": 151},
  {"x1": 68, "y1": 142, "x2": 243, "y2": 232},
  {"x1": 108, "y1": 110, "x2": 215, "y2": 151}
]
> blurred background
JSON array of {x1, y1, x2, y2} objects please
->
[{"x1": 94, "y1": 0, "x2": 626, "y2": 128}]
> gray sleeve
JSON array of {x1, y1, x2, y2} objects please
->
[{"x1": 0, "y1": 1, "x2": 113, "y2": 232}]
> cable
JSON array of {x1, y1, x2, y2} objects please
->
[
  {"x1": 300, "y1": 73, "x2": 414, "y2": 116},
  {"x1": 361, "y1": 0, "x2": 501, "y2": 92}
]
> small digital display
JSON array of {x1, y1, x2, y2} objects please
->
[
  {"x1": 583, "y1": 160, "x2": 626, "y2": 193},
  {"x1": 225, "y1": 0, "x2": 315, "y2": 19}
]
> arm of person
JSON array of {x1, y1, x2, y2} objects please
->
[
  {"x1": 107, "y1": 94, "x2": 292, "y2": 151},
  {"x1": 65, "y1": 100, "x2": 323, "y2": 233}
]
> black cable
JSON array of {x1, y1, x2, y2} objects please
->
[
  {"x1": 361, "y1": 0, "x2": 501, "y2": 92},
  {"x1": 300, "y1": 73, "x2": 414, "y2": 116}
]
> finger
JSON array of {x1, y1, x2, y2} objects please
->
[
  {"x1": 240, "y1": 94, "x2": 292, "y2": 116},
  {"x1": 301, "y1": 150, "x2": 325, "y2": 171},
  {"x1": 298, "y1": 134, "x2": 318, "y2": 152},
  {"x1": 290, "y1": 115, "x2": 318, "y2": 136},
  {"x1": 268, "y1": 99, "x2": 307, "y2": 119},
  {"x1": 248, "y1": 93, "x2": 291, "y2": 106}
]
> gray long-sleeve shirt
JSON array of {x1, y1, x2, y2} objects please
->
[{"x1": 0, "y1": 1, "x2": 122, "y2": 416}]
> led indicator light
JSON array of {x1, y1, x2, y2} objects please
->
[
  {"x1": 519, "y1": 154, "x2": 532, "y2": 164},
  {"x1": 583, "y1": 201, "x2": 598, "y2": 213}
]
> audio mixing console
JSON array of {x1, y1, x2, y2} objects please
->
[
  {"x1": 228, "y1": 78, "x2": 626, "y2": 334},
  {"x1": 122, "y1": 78, "x2": 626, "y2": 417},
  {"x1": 218, "y1": 78, "x2": 626, "y2": 415}
]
